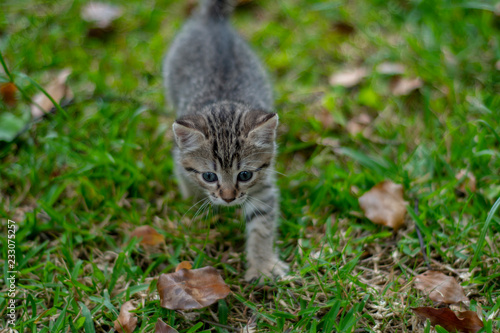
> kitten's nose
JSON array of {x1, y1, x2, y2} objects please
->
[{"x1": 220, "y1": 188, "x2": 236, "y2": 203}]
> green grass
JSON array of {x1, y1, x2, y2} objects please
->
[{"x1": 1, "y1": 0, "x2": 499, "y2": 331}]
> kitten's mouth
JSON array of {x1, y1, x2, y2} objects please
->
[{"x1": 210, "y1": 195, "x2": 246, "y2": 207}]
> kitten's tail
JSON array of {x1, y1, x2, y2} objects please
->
[{"x1": 199, "y1": 0, "x2": 235, "y2": 19}]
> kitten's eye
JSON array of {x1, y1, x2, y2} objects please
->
[
  {"x1": 237, "y1": 171, "x2": 253, "y2": 182},
  {"x1": 202, "y1": 172, "x2": 218, "y2": 182}
]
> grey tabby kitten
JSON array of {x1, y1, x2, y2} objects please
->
[{"x1": 163, "y1": 0, "x2": 288, "y2": 281}]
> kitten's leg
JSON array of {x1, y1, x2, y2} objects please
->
[{"x1": 243, "y1": 181, "x2": 288, "y2": 282}]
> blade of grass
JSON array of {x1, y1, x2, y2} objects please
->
[
  {"x1": 471, "y1": 196, "x2": 500, "y2": 269},
  {"x1": 16, "y1": 72, "x2": 69, "y2": 118},
  {"x1": 78, "y1": 301, "x2": 96, "y2": 333},
  {"x1": 0, "y1": 51, "x2": 13, "y2": 81}
]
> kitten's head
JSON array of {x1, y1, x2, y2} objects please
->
[{"x1": 173, "y1": 102, "x2": 277, "y2": 206}]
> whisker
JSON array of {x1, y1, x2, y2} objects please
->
[
  {"x1": 267, "y1": 169, "x2": 287, "y2": 177},
  {"x1": 202, "y1": 201, "x2": 213, "y2": 228},
  {"x1": 238, "y1": 161, "x2": 288, "y2": 178},
  {"x1": 247, "y1": 195, "x2": 286, "y2": 221},
  {"x1": 245, "y1": 197, "x2": 266, "y2": 221},
  {"x1": 247, "y1": 195, "x2": 275, "y2": 212},
  {"x1": 192, "y1": 198, "x2": 211, "y2": 224},
  {"x1": 181, "y1": 197, "x2": 210, "y2": 228},
  {"x1": 238, "y1": 202, "x2": 246, "y2": 230}
]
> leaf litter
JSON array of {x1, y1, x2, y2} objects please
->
[
  {"x1": 175, "y1": 261, "x2": 193, "y2": 272},
  {"x1": 376, "y1": 62, "x2": 406, "y2": 75},
  {"x1": 414, "y1": 270, "x2": 469, "y2": 305},
  {"x1": 155, "y1": 319, "x2": 179, "y2": 333},
  {"x1": 157, "y1": 266, "x2": 231, "y2": 310},
  {"x1": 81, "y1": 2, "x2": 123, "y2": 37},
  {"x1": 30, "y1": 69, "x2": 73, "y2": 119},
  {"x1": 455, "y1": 169, "x2": 477, "y2": 196},
  {"x1": 130, "y1": 225, "x2": 165, "y2": 246},
  {"x1": 389, "y1": 77, "x2": 423, "y2": 96},
  {"x1": 113, "y1": 301, "x2": 137, "y2": 333},
  {"x1": 329, "y1": 67, "x2": 368, "y2": 88},
  {"x1": 0, "y1": 82, "x2": 17, "y2": 107},
  {"x1": 411, "y1": 307, "x2": 484, "y2": 333},
  {"x1": 358, "y1": 180, "x2": 408, "y2": 230},
  {"x1": 81, "y1": 2, "x2": 123, "y2": 29},
  {"x1": 346, "y1": 112, "x2": 372, "y2": 136}
]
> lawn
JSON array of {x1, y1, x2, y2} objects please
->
[{"x1": 1, "y1": 0, "x2": 499, "y2": 332}]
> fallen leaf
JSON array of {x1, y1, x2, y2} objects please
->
[
  {"x1": 390, "y1": 77, "x2": 422, "y2": 96},
  {"x1": 113, "y1": 301, "x2": 137, "y2": 333},
  {"x1": 175, "y1": 261, "x2": 192, "y2": 272},
  {"x1": 329, "y1": 67, "x2": 368, "y2": 88},
  {"x1": 155, "y1": 319, "x2": 179, "y2": 333},
  {"x1": 455, "y1": 169, "x2": 477, "y2": 196},
  {"x1": 331, "y1": 21, "x2": 355, "y2": 35},
  {"x1": 412, "y1": 307, "x2": 484, "y2": 333},
  {"x1": 0, "y1": 82, "x2": 17, "y2": 107},
  {"x1": 81, "y1": 2, "x2": 123, "y2": 29},
  {"x1": 346, "y1": 113, "x2": 372, "y2": 136},
  {"x1": 376, "y1": 62, "x2": 405, "y2": 75},
  {"x1": 414, "y1": 271, "x2": 469, "y2": 304},
  {"x1": 358, "y1": 180, "x2": 408, "y2": 230},
  {"x1": 30, "y1": 69, "x2": 73, "y2": 119},
  {"x1": 158, "y1": 266, "x2": 231, "y2": 310},
  {"x1": 131, "y1": 226, "x2": 165, "y2": 246}
]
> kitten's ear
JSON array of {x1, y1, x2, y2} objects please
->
[
  {"x1": 247, "y1": 112, "x2": 278, "y2": 148},
  {"x1": 173, "y1": 116, "x2": 207, "y2": 151}
]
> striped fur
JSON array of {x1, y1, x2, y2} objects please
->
[{"x1": 164, "y1": 0, "x2": 288, "y2": 281}]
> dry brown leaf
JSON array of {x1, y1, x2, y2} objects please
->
[
  {"x1": 30, "y1": 69, "x2": 73, "y2": 119},
  {"x1": 455, "y1": 169, "x2": 477, "y2": 195},
  {"x1": 175, "y1": 261, "x2": 192, "y2": 272},
  {"x1": 390, "y1": 77, "x2": 422, "y2": 96},
  {"x1": 358, "y1": 180, "x2": 408, "y2": 230},
  {"x1": 113, "y1": 301, "x2": 137, "y2": 333},
  {"x1": 414, "y1": 270, "x2": 469, "y2": 304},
  {"x1": 331, "y1": 21, "x2": 355, "y2": 35},
  {"x1": 0, "y1": 82, "x2": 18, "y2": 107},
  {"x1": 346, "y1": 113, "x2": 372, "y2": 136},
  {"x1": 81, "y1": 2, "x2": 123, "y2": 29},
  {"x1": 158, "y1": 266, "x2": 231, "y2": 310},
  {"x1": 376, "y1": 62, "x2": 405, "y2": 75},
  {"x1": 131, "y1": 225, "x2": 165, "y2": 246},
  {"x1": 329, "y1": 67, "x2": 368, "y2": 88},
  {"x1": 412, "y1": 307, "x2": 484, "y2": 333},
  {"x1": 155, "y1": 319, "x2": 179, "y2": 333}
]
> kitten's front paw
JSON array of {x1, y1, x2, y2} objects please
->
[{"x1": 245, "y1": 258, "x2": 289, "y2": 282}]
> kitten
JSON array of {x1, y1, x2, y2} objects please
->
[{"x1": 163, "y1": 0, "x2": 288, "y2": 281}]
